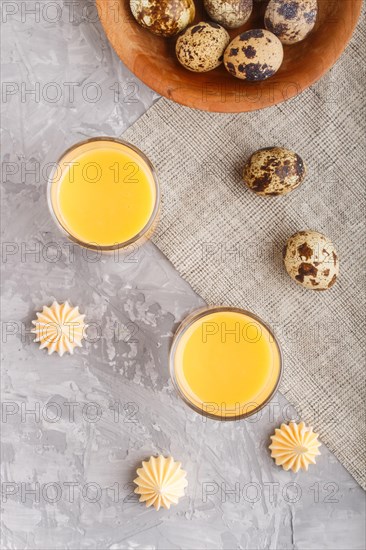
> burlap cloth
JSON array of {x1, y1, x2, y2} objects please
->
[{"x1": 123, "y1": 20, "x2": 365, "y2": 489}]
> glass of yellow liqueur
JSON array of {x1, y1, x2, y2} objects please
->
[
  {"x1": 48, "y1": 137, "x2": 160, "y2": 250},
  {"x1": 170, "y1": 307, "x2": 283, "y2": 420}
]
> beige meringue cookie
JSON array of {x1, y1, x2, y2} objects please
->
[
  {"x1": 32, "y1": 301, "x2": 87, "y2": 357},
  {"x1": 134, "y1": 455, "x2": 188, "y2": 511},
  {"x1": 269, "y1": 421, "x2": 321, "y2": 472}
]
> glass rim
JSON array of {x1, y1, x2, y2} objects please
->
[
  {"x1": 169, "y1": 306, "x2": 284, "y2": 421},
  {"x1": 47, "y1": 136, "x2": 161, "y2": 251}
]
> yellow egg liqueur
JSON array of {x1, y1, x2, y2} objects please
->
[
  {"x1": 170, "y1": 307, "x2": 282, "y2": 419},
  {"x1": 48, "y1": 138, "x2": 159, "y2": 249}
]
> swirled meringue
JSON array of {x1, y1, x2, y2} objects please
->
[
  {"x1": 32, "y1": 301, "x2": 86, "y2": 357},
  {"x1": 134, "y1": 455, "x2": 188, "y2": 511},
  {"x1": 269, "y1": 421, "x2": 321, "y2": 472}
]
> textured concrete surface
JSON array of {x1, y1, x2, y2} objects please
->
[{"x1": 1, "y1": 1, "x2": 365, "y2": 549}]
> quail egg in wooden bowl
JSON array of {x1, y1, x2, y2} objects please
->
[{"x1": 97, "y1": 0, "x2": 362, "y2": 112}]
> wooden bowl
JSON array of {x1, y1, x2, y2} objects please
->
[{"x1": 97, "y1": 0, "x2": 362, "y2": 113}]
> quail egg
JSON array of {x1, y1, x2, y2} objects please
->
[
  {"x1": 224, "y1": 29, "x2": 283, "y2": 81},
  {"x1": 204, "y1": 0, "x2": 253, "y2": 29},
  {"x1": 283, "y1": 231, "x2": 339, "y2": 290},
  {"x1": 243, "y1": 147, "x2": 306, "y2": 195},
  {"x1": 265, "y1": 0, "x2": 318, "y2": 44},
  {"x1": 130, "y1": 0, "x2": 195, "y2": 37},
  {"x1": 176, "y1": 22, "x2": 230, "y2": 73}
]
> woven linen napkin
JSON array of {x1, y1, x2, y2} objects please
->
[{"x1": 123, "y1": 21, "x2": 366, "y2": 488}]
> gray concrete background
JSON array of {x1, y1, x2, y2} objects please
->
[{"x1": 1, "y1": 1, "x2": 365, "y2": 549}]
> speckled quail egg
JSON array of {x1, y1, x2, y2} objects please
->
[
  {"x1": 243, "y1": 147, "x2": 306, "y2": 195},
  {"x1": 204, "y1": 0, "x2": 253, "y2": 29},
  {"x1": 176, "y1": 22, "x2": 230, "y2": 73},
  {"x1": 283, "y1": 231, "x2": 339, "y2": 290},
  {"x1": 223, "y1": 29, "x2": 283, "y2": 81},
  {"x1": 265, "y1": 0, "x2": 317, "y2": 45},
  {"x1": 130, "y1": 0, "x2": 195, "y2": 37}
]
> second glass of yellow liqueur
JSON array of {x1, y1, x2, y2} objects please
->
[{"x1": 170, "y1": 307, "x2": 283, "y2": 420}]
